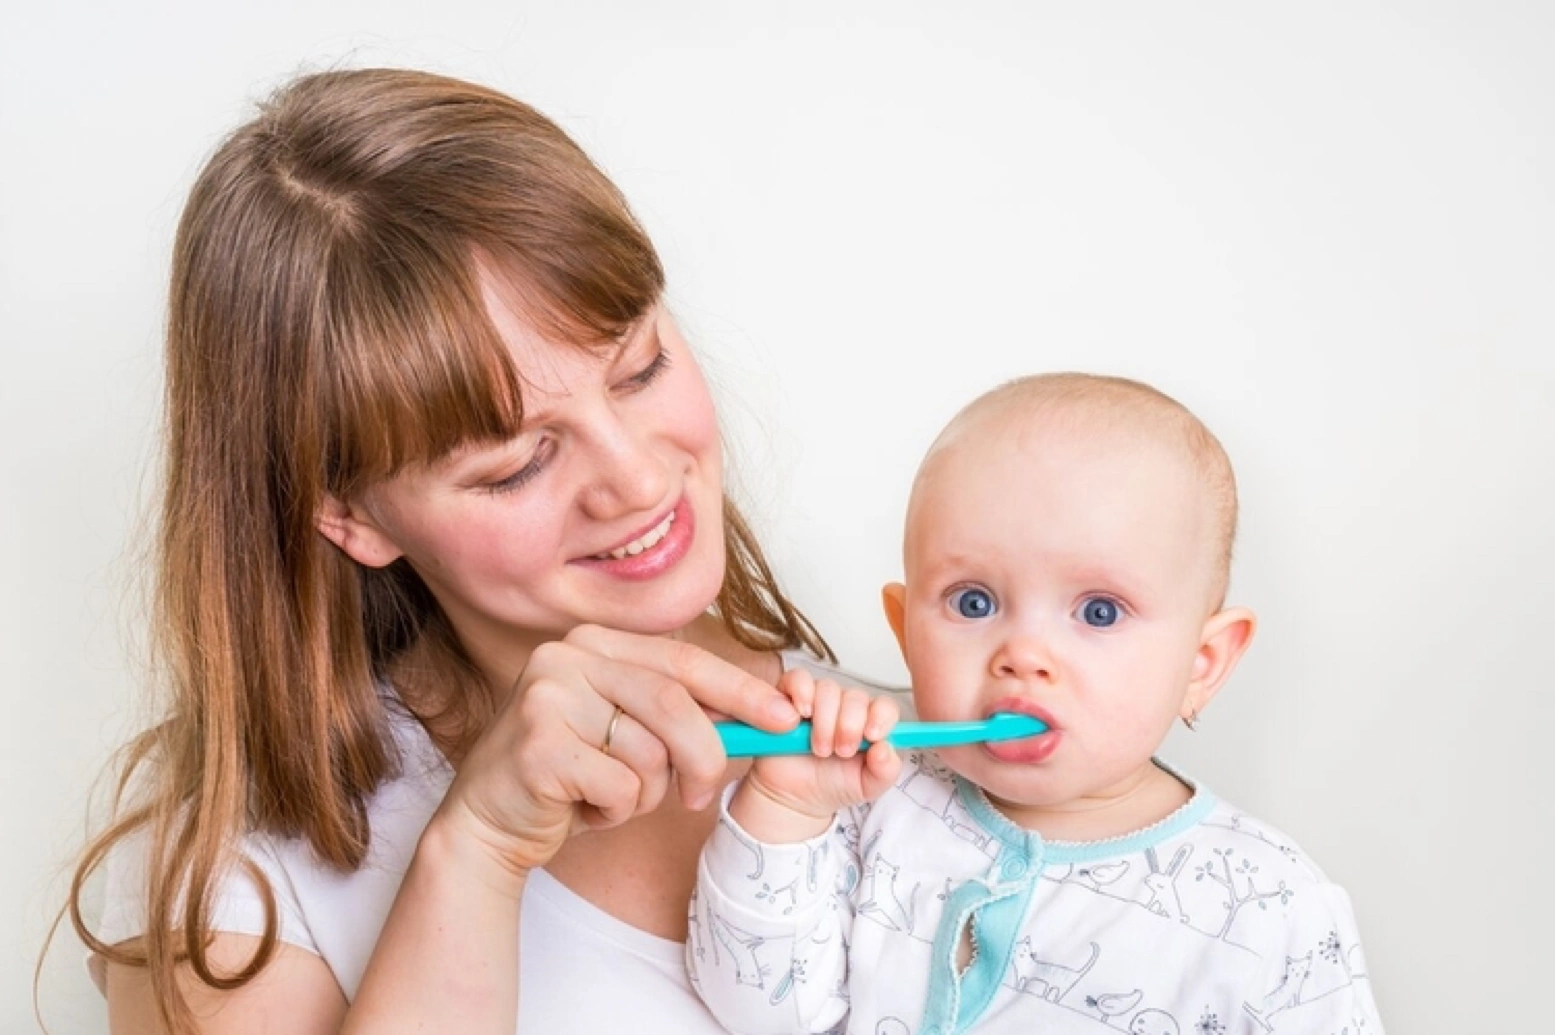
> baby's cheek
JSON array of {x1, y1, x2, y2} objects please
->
[
  {"x1": 908, "y1": 679, "x2": 966, "y2": 723},
  {"x1": 1108, "y1": 701, "x2": 1179, "y2": 752}
]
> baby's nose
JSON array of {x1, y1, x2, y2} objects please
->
[{"x1": 991, "y1": 633, "x2": 1055, "y2": 681}]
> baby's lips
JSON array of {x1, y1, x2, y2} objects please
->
[{"x1": 984, "y1": 695, "x2": 1059, "y2": 732}]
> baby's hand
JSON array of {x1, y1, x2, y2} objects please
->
[{"x1": 729, "y1": 669, "x2": 902, "y2": 844}]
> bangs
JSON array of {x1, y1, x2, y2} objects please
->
[
  {"x1": 320, "y1": 218, "x2": 662, "y2": 493},
  {"x1": 321, "y1": 225, "x2": 519, "y2": 492},
  {"x1": 231, "y1": 67, "x2": 667, "y2": 494}
]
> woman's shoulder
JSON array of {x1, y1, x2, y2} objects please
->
[{"x1": 90, "y1": 698, "x2": 449, "y2": 987}]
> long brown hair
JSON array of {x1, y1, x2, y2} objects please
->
[{"x1": 65, "y1": 67, "x2": 831, "y2": 1034}]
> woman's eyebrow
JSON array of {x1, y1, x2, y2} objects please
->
[
  {"x1": 615, "y1": 311, "x2": 658, "y2": 356},
  {"x1": 438, "y1": 440, "x2": 525, "y2": 482}
]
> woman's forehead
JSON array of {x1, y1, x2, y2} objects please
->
[{"x1": 475, "y1": 249, "x2": 652, "y2": 351}]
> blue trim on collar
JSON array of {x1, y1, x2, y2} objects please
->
[
  {"x1": 917, "y1": 763, "x2": 1218, "y2": 1034},
  {"x1": 953, "y1": 761, "x2": 1218, "y2": 866},
  {"x1": 920, "y1": 873, "x2": 1039, "y2": 1035}
]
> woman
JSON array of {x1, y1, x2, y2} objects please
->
[{"x1": 72, "y1": 67, "x2": 868, "y2": 1034}]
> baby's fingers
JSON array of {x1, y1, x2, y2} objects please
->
[
  {"x1": 863, "y1": 695, "x2": 901, "y2": 744},
  {"x1": 833, "y1": 689, "x2": 873, "y2": 759},
  {"x1": 808, "y1": 678, "x2": 841, "y2": 756},
  {"x1": 860, "y1": 741, "x2": 903, "y2": 800},
  {"x1": 778, "y1": 667, "x2": 817, "y2": 720}
]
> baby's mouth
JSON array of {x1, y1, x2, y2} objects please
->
[{"x1": 984, "y1": 696, "x2": 1059, "y2": 732}]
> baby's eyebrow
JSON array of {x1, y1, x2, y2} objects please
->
[
  {"x1": 1061, "y1": 562, "x2": 1132, "y2": 585},
  {"x1": 1056, "y1": 562, "x2": 1147, "y2": 596},
  {"x1": 913, "y1": 553, "x2": 986, "y2": 584}
]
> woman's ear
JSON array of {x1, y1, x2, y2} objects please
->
[
  {"x1": 1182, "y1": 606, "x2": 1257, "y2": 721},
  {"x1": 315, "y1": 494, "x2": 404, "y2": 569},
  {"x1": 881, "y1": 583, "x2": 909, "y2": 659}
]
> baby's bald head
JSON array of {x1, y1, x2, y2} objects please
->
[{"x1": 911, "y1": 373, "x2": 1239, "y2": 608}]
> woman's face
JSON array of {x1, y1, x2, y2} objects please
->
[{"x1": 338, "y1": 281, "x2": 726, "y2": 669}]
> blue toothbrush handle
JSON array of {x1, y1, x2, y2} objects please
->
[
  {"x1": 716, "y1": 713, "x2": 1047, "y2": 758},
  {"x1": 717, "y1": 723, "x2": 815, "y2": 758},
  {"x1": 886, "y1": 717, "x2": 1044, "y2": 750}
]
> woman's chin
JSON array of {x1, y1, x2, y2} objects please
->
[{"x1": 597, "y1": 568, "x2": 727, "y2": 638}]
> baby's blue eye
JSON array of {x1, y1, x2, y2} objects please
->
[
  {"x1": 949, "y1": 587, "x2": 997, "y2": 619},
  {"x1": 1079, "y1": 597, "x2": 1121, "y2": 628}
]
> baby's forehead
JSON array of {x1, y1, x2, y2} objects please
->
[
  {"x1": 916, "y1": 398, "x2": 1199, "y2": 492},
  {"x1": 906, "y1": 392, "x2": 1233, "y2": 594}
]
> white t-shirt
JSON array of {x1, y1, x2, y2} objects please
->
[{"x1": 89, "y1": 650, "x2": 897, "y2": 1034}]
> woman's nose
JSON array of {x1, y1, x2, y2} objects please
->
[{"x1": 578, "y1": 409, "x2": 672, "y2": 518}]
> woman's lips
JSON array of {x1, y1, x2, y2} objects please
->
[
  {"x1": 981, "y1": 696, "x2": 1061, "y2": 764},
  {"x1": 574, "y1": 496, "x2": 694, "y2": 581}
]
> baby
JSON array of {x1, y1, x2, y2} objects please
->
[{"x1": 687, "y1": 373, "x2": 1384, "y2": 1035}]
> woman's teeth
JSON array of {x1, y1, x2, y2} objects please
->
[{"x1": 596, "y1": 511, "x2": 675, "y2": 560}]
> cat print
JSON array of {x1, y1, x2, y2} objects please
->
[
  {"x1": 719, "y1": 812, "x2": 766, "y2": 880},
  {"x1": 857, "y1": 854, "x2": 917, "y2": 934},
  {"x1": 1009, "y1": 938, "x2": 1100, "y2": 1003},
  {"x1": 709, "y1": 914, "x2": 773, "y2": 989},
  {"x1": 834, "y1": 818, "x2": 863, "y2": 897},
  {"x1": 1243, "y1": 952, "x2": 1313, "y2": 1031},
  {"x1": 896, "y1": 757, "x2": 997, "y2": 855},
  {"x1": 805, "y1": 837, "x2": 828, "y2": 894}
]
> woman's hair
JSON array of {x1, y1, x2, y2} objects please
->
[{"x1": 66, "y1": 67, "x2": 831, "y2": 1034}]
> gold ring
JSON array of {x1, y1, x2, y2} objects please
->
[{"x1": 602, "y1": 705, "x2": 625, "y2": 756}]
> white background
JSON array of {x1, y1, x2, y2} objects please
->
[{"x1": 4, "y1": 3, "x2": 1551, "y2": 1033}]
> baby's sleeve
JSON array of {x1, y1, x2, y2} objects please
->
[
  {"x1": 687, "y1": 785, "x2": 857, "y2": 1035},
  {"x1": 1239, "y1": 881, "x2": 1385, "y2": 1034},
  {"x1": 87, "y1": 820, "x2": 318, "y2": 993}
]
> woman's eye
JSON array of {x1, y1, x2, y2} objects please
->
[
  {"x1": 485, "y1": 439, "x2": 554, "y2": 495},
  {"x1": 616, "y1": 348, "x2": 671, "y2": 393},
  {"x1": 1077, "y1": 596, "x2": 1123, "y2": 628},
  {"x1": 948, "y1": 587, "x2": 997, "y2": 620}
]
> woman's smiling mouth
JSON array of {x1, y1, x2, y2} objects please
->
[
  {"x1": 575, "y1": 496, "x2": 697, "y2": 581},
  {"x1": 592, "y1": 509, "x2": 675, "y2": 559}
]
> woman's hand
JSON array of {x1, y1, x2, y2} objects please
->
[
  {"x1": 432, "y1": 624, "x2": 803, "y2": 884},
  {"x1": 729, "y1": 669, "x2": 902, "y2": 844}
]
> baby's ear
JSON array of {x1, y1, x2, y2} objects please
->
[
  {"x1": 1183, "y1": 606, "x2": 1257, "y2": 720},
  {"x1": 881, "y1": 583, "x2": 909, "y2": 658},
  {"x1": 316, "y1": 494, "x2": 405, "y2": 569}
]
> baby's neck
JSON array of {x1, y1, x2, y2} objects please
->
[{"x1": 983, "y1": 761, "x2": 1192, "y2": 843}]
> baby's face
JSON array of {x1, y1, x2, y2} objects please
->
[{"x1": 896, "y1": 413, "x2": 1218, "y2": 817}]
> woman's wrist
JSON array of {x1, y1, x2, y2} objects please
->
[{"x1": 420, "y1": 802, "x2": 535, "y2": 902}]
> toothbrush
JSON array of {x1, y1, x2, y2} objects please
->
[{"x1": 716, "y1": 712, "x2": 1048, "y2": 758}]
